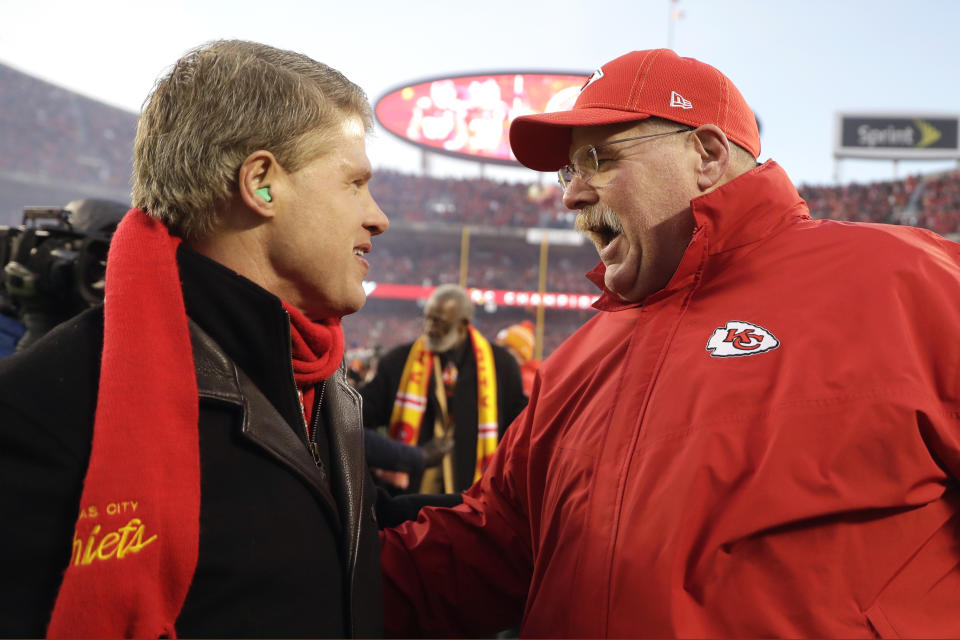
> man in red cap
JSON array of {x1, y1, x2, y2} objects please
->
[{"x1": 380, "y1": 49, "x2": 960, "y2": 637}]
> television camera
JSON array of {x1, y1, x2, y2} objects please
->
[{"x1": 0, "y1": 199, "x2": 127, "y2": 351}]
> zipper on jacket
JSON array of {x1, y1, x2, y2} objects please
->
[{"x1": 283, "y1": 309, "x2": 327, "y2": 482}]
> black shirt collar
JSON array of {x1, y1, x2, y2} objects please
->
[{"x1": 177, "y1": 245, "x2": 304, "y2": 432}]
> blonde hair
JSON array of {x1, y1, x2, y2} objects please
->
[{"x1": 132, "y1": 40, "x2": 372, "y2": 240}]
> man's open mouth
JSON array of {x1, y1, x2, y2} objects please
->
[
  {"x1": 575, "y1": 205, "x2": 623, "y2": 250},
  {"x1": 587, "y1": 223, "x2": 621, "y2": 250}
]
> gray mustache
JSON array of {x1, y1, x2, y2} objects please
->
[{"x1": 575, "y1": 204, "x2": 623, "y2": 235}]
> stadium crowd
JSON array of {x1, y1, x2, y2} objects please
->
[
  {"x1": 369, "y1": 169, "x2": 574, "y2": 228},
  {"x1": 0, "y1": 63, "x2": 136, "y2": 190},
  {"x1": 799, "y1": 175, "x2": 917, "y2": 223},
  {"x1": 919, "y1": 169, "x2": 960, "y2": 234},
  {"x1": 370, "y1": 241, "x2": 597, "y2": 293}
]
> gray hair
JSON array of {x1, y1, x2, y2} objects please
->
[
  {"x1": 132, "y1": 39, "x2": 372, "y2": 240},
  {"x1": 427, "y1": 284, "x2": 474, "y2": 323},
  {"x1": 643, "y1": 116, "x2": 758, "y2": 169}
]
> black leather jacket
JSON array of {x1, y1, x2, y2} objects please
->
[
  {"x1": 0, "y1": 246, "x2": 383, "y2": 637},
  {"x1": 190, "y1": 320, "x2": 382, "y2": 637}
]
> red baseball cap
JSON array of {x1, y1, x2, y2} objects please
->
[{"x1": 509, "y1": 49, "x2": 760, "y2": 171}]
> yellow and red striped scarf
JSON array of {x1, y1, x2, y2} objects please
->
[{"x1": 388, "y1": 326, "x2": 498, "y2": 484}]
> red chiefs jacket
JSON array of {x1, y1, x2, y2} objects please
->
[{"x1": 380, "y1": 162, "x2": 960, "y2": 638}]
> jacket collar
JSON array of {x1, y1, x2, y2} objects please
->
[
  {"x1": 589, "y1": 161, "x2": 809, "y2": 311},
  {"x1": 188, "y1": 318, "x2": 341, "y2": 513},
  {"x1": 177, "y1": 245, "x2": 305, "y2": 432},
  {"x1": 181, "y1": 251, "x2": 370, "y2": 573}
]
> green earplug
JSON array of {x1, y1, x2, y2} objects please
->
[{"x1": 255, "y1": 186, "x2": 272, "y2": 202}]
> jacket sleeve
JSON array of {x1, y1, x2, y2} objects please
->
[
  {"x1": 364, "y1": 428, "x2": 424, "y2": 475},
  {"x1": 0, "y1": 401, "x2": 89, "y2": 637},
  {"x1": 0, "y1": 314, "x2": 99, "y2": 637},
  {"x1": 360, "y1": 345, "x2": 408, "y2": 431},
  {"x1": 374, "y1": 488, "x2": 463, "y2": 530},
  {"x1": 908, "y1": 232, "x2": 960, "y2": 483},
  {"x1": 379, "y1": 394, "x2": 535, "y2": 637}
]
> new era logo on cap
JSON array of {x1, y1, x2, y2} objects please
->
[{"x1": 670, "y1": 91, "x2": 692, "y2": 109}]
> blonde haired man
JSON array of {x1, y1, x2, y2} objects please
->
[{"x1": 0, "y1": 40, "x2": 388, "y2": 637}]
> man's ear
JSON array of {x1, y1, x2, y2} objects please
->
[
  {"x1": 237, "y1": 150, "x2": 281, "y2": 219},
  {"x1": 691, "y1": 125, "x2": 731, "y2": 191}
]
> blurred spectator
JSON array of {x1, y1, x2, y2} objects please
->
[
  {"x1": 359, "y1": 285, "x2": 526, "y2": 495},
  {"x1": 495, "y1": 320, "x2": 540, "y2": 397}
]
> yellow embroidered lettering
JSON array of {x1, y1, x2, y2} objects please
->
[
  {"x1": 71, "y1": 532, "x2": 83, "y2": 566},
  {"x1": 81, "y1": 525, "x2": 102, "y2": 565},
  {"x1": 78, "y1": 505, "x2": 98, "y2": 519},
  {"x1": 106, "y1": 501, "x2": 139, "y2": 515},
  {"x1": 96, "y1": 532, "x2": 120, "y2": 560},
  {"x1": 116, "y1": 518, "x2": 157, "y2": 558},
  {"x1": 125, "y1": 519, "x2": 158, "y2": 555},
  {"x1": 115, "y1": 519, "x2": 139, "y2": 558},
  {"x1": 68, "y1": 518, "x2": 158, "y2": 565}
]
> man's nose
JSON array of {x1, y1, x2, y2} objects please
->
[
  {"x1": 365, "y1": 195, "x2": 389, "y2": 236},
  {"x1": 561, "y1": 175, "x2": 599, "y2": 211}
]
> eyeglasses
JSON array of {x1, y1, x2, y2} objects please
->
[{"x1": 557, "y1": 128, "x2": 692, "y2": 189}]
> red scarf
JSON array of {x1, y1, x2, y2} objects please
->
[
  {"x1": 45, "y1": 211, "x2": 345, "y2": 638},
  {"x1": 282, "y1": 301, "x2": 343, "y2": 428},
  {"x1": 47, "y1": 210, "x2": 200, "y2": 639}
]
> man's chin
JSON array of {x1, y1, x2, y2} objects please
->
[
  {"x1": 318, "y1": 293, "x2": 365, "y2": 319},
  {"x1": 606, "y1": 277, "x2": 646, "y2": 303}
]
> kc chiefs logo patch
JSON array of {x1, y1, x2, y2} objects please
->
[{"x1": 706, "y1": 320, "x2": 780, "y2": 358}]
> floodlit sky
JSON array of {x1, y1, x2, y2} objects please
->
[{"x1": 1, "y1": 0, "x2": 958, "y2": 187}]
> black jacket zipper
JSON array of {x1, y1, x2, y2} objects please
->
[
  {"x1": 284, "y1": 309, "x2": 328, "y2": 482},
  {"x1": 307, "y1": 380, "x2": 327, "y2": 481}
]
